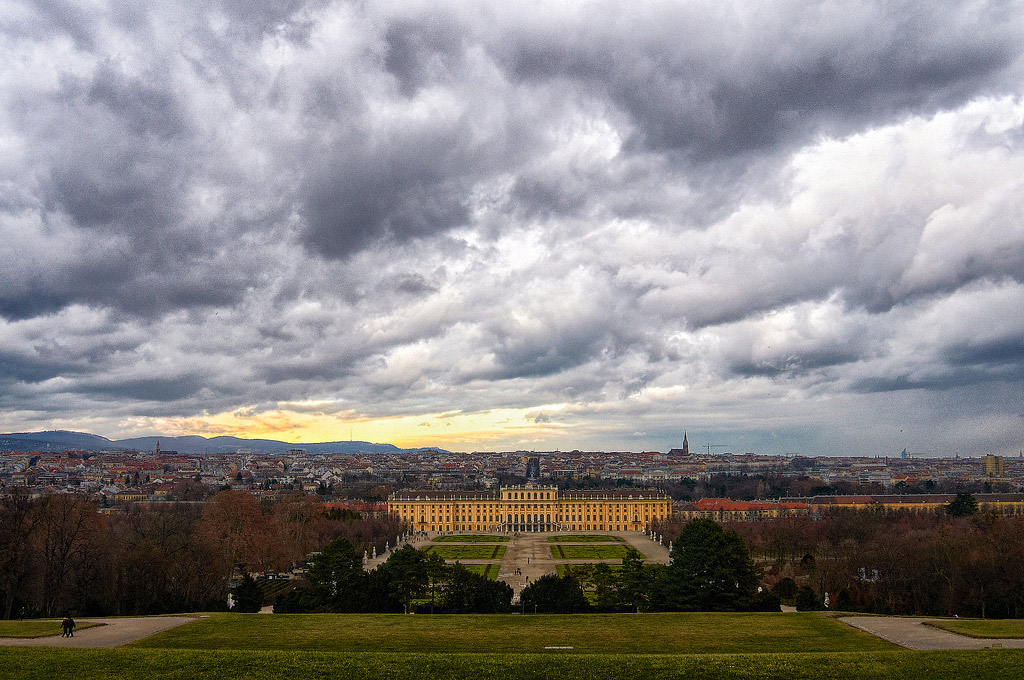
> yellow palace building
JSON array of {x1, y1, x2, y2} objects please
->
[{"x1": 388, "y1": 484, "x2": 672, "y2": 533}]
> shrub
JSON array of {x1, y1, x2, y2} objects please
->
[{"x1": 795, "y1": 586, "x2": 818, "y2": 612}]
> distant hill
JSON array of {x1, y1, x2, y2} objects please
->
[{"x1": 0, "y1": 430, "x2": 442, "y2": 455}]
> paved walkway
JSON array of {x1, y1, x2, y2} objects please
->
[
  {"x1": 0, "y1": 616, "x2": 196, "y2": 648},
  {"x1": 842, "y1": 616, "x2": 1024, "y2": 650}
]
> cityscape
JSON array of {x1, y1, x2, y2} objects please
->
[{"x1": 3, "y1": 430, "x2": 1021, "y2": 510}]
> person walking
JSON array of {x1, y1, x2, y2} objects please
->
[{"x1": 61, "y1": 617, "x2": 71, "y2": 637}]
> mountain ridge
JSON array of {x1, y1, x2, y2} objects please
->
[{"x1": 0, "y1": 430, "x2": 445, "y2": 455}]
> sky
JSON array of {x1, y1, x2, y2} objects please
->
[{"x1": 1, "y1": 1, "x2": 1023, "y2": 456}]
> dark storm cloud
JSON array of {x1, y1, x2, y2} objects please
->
[
  {"x1": 1, "y1": 0, "x2": 1023, "y2": 455},
  {"x1": 502, "y1": 2, "x2": 1017, "y2": 161},
  {"x1": 383, "y1": 16, "x2": 465, "y2": 97}
]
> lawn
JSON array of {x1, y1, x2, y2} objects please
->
[
  {"x1": 132, "y1": 611, "x2": 893, "y2": 655},
  {"x1": 6, "y1": 648, "x2": 1024, "y2": 680},
  {"x1": 8, "y1": 613, "x2": 1024, "y2": 679},
  {"x1": 434, "y1": 535, "x2": 509, "y2": 543},
  {"x1": 460, "y1": 564, "x2": 500, "y2": 580},
  {"x1": 548, "y1": 535, "x2": 625, "y2": 543},
  {"x1": 0, "y1": 620, "x2": 103, "y2": 638},
  {"x1": 422, "y1": 545, "x2": 506, "y2": 560},
  {"x1": 556, "y1": 564, "x2": 622, "y2": 578},
  {"x1": 551, "y1": 545, "x2": 640, "y2": 560},
  {"x1": 925, "y1": 619, "x2": 1024, "y2": 638}
]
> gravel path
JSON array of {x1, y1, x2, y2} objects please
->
[
  {"x1": 0, "y1": 616, "x2": 196, "y2": 649},
  {"x1": 841, "y1": 616, "x2": 1024, "y2": 650}
]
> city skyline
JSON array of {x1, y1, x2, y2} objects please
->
[{"x1": 2, "y1": 2, "x2": 1024, "y2": 456}]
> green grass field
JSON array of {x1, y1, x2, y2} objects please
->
[
  {"x1": 131, "y1": 612, "x2": 891, "y2": 655},
  {"x1": 422, "y1": 545, "x2": 506, "y2": 560},
  {"x1": 551, "y1": 545, "x2": 640, "y2": 560},
  {"x1": 548, "y1": 535, "x2": 625, "y2": 542},
  {"x1": 926, "y1": 619, "x2": 1024, "y2": 638},
  {"x1": 0, "y1": 620, "x2": 103, "y2": 638},
  {"x1": 460, "y1": 564, "x2": 500, "y2": 580},
  {"x1": 433, "y1": 535, "x2": 509, "y2": 543},
  {"x1": 4, "y1": 613, "x2": 1024, "y2": 679},
  {"x1": 5, "y1": 648, "x2": 1024, "y2": 680}
]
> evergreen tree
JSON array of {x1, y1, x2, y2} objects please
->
[
  {"x1": 665, "y1": 518, "x2": 757, "y2": 611},
  {"x1": 307, "y1": 537, "x2": 366, "y2": 611},
  {"x1": 947, "y1": 492, "x2": 978, "y2": 517},
  {"x1": 519, "y1": 573, "x2": 590, "y2": 613},
  {"x1": 233, "y1": 573, "x2": 263, "y2": 613},
  {"x1": 795, "y1": 585, "x2": 819, "y2": 611},
  {"x1": 439, "y1": 563, "x2": 513, "y2": 613},
  {"x1": 382, "y1": 545, "x2": 428, "y2": 614}
]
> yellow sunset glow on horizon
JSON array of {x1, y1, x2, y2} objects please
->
[{"x1": 137, "y1": 402, "x2": 573, "y2": 451}]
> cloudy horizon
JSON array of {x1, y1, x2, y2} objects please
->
[{"x1": 2, "y1": 1, "x2": 1023, "y2": 455}]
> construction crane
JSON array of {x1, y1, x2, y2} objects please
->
[{"x1": 704, "y1": 443, "x2": 728, "y2": 455}]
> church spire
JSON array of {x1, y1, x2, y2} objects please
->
[{"x1": 682, "y1": 431, "x2": 689, "y2": 456}]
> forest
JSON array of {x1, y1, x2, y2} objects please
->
[
  {"x1": 0, "y1": 489, "x2": 403, "y2": 619},
  {"x1": 655, "y1": 499, "x2": 1024, "y2": 618}
]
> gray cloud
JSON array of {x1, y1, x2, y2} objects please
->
[{"x1": 1, "y1": 1, "x2": 1024, "y2": 455}]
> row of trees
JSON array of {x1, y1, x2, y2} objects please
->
[
  {"x1": 0, "y1": 489, "x2": 403, "y2": 618},
  {"x1": 274, "y1": 520, "x2": 770, "y2": 615},
  {"x1": 275, "y1": 540, "x2": 513, "y2": 614},
  {"x1": 519, "y1": 519, "x2": 776, "y2": 613},
  {"x1": 668, "y1": 507, "x2": 1024, "y2": 618}
]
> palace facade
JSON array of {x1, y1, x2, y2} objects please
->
[{"x1": 388, "y1": 485, "x2": 672, "y2": 533}]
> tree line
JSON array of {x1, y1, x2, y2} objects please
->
[
  {"x1": 274, "y1": 539, "x2": 513, "y2": 614},
  {"x1": 0, "y1": 489, "x2": 403, "y2": 618},
  {"x1": 8, "y1": 486, "x2": 1024, "y2": 619},
  {"x1": 657, "y1": 499, "x2": 1024, "y2": 618},
  {"x1": 279, "y1": 519, "x2": 774, "y2": 615}
]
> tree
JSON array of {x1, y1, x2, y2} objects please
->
[
  {"x1": 591, "y1": 563, "x2": 620, "y2": 611},
  {"x1": 772, "y1": 577, "x2": 797, "y2": 600},
  {"x1": 0, "y1": 489, "x2": 39, "y2": 619},
  {"x1": 439, "y1": 563, "x2": 513, "y2": 613},
  {"x1": 947, "y1": 493, "x2": 978, "y2": 517},
  {"x1": 198, "y1": 491, "x2": 273, "y2": 584},
  {"x1": 665, "y1": 518, "x2": 757, "y2": 611},
  {"x1": 307, "y1": 537, "x2": 365, "y2": 611},
  {"x1": 750, "y1": 589, "x2": 782, "y2": 612},
  {"x1": 382, "y1": 545, "x2": 427, "y2": 614},
  {"x1": 234, "y1": 573, "x2": 263, "y2": 613},
  {"x1": 519, "y1": 574, "x2": 590, "y2": 613},
  {"x1": 795, "y1": 585, "x2": 818, "y2": 611},
  {"x1": 619, "y1": 547, "x2": 653, "y2": 612},
  {"x1": 424, "y1": 552, "x2": 447, "y2": 614}
]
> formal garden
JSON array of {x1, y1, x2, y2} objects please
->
[
  {"x1": 459, "y1": 564, "x2": 500, "y2": 580},
  {"x1": 433, "y1": 535, "x2": 509, "y2": 543},
  {"x1": 550, "y1": 544, "x2": 639, "y2": 559},
  {"x1": 423, "y1": 545, "x2": 507, "y2": 560},
  {"x1": 548, "y1": 535, "x2": 625, "y2": 542}
]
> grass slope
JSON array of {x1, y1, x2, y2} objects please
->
[
  {"x1": 133, "y1": 612, "x2": 892, "y2": 655},
  {"x1": 4, "y1": 648, "x2": 1024, "y2": 680},
  {"x1": 0, "y1": 621, "x2": 103, "y2": 639},
  {"x1": 926, "y1": 619, "x2": 1024, "y2": 639}
]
